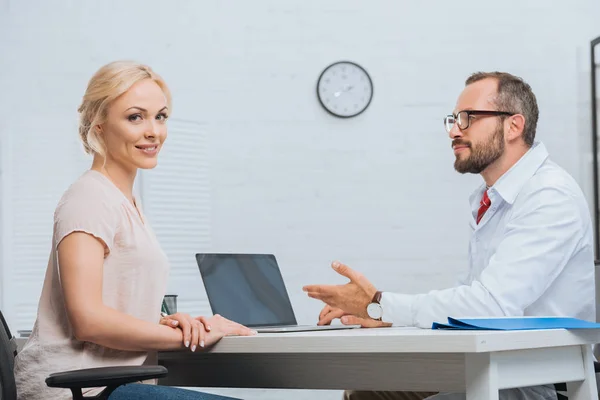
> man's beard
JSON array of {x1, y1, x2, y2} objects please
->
[{"x1": 453, "y1": 123, "x2": 505, "y2": 174}]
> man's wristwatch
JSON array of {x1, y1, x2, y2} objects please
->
[{"x1": 366, "y1": 290, "x2": 383, "y2": 320}]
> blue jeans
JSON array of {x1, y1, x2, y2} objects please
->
[{"x1": 108, "y1": 384, "x2": 240, "y2": 400}]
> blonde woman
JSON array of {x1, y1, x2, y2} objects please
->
[{"x1": 14, "y1": 61, "x2": 254, "y2": 400}]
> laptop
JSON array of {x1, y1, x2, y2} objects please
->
[{"x1": 195, "y1": 253, "x2": 360, "y2": 333}]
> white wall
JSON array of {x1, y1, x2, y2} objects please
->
[{"x1": 1, "y1": 1, "x2": 599, "y2": 399}]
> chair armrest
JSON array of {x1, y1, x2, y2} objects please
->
[{"x1": 45, "y1": 365, "x2": 168, "y2": 389}]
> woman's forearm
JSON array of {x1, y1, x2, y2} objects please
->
[{"x1": 72, "y1": 305, "x2": 184, "y2": 351}]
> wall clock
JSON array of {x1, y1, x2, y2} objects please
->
[{"x1": 316, "y1": 61, "x2": 373, "y2": 118}]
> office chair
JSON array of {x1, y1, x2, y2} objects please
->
[{"x1": 0, "y1": 309, "x2": 168, "y2": 400}]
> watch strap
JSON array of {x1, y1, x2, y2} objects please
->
[{"x1": 371, "y1": 290, "x2": 383, "y2": 304}]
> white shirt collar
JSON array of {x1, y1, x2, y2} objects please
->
[{"x1": 469, "y1": 141, "x2": 549, "y2": 206}]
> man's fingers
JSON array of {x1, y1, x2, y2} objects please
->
[
  {"x1": 332, "y1": 261, "x2": 376, "y2": 301},
  {"x1": 306, "y1": 292, "x2": 336, "y2": 307},
  {"x1": 306, "y1": 291, "x2": 325, "y2": 300},
  {"x1": 319, "y1": 305, "x2": 333, "y2": 321},
  {"x1": 318, "y1": 308, "x2": 345, "y2": 326},
  {"x1": 341, "y1": 315, "x2": 373, "y2": 327},
  {"x1": 332, "y1": 261, "x2": 361, "y2": 282},
  {"x1": 302, "y1": 284, "x2": 337, "y2": 294},
  {"x1": 340, "y1": 315, "x2": 392, "y2": 328},
  {"x1": 303, "y1": 284, "x2": 338, "y2": 302}
]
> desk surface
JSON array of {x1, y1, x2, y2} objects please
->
[
  {"x1": 158, "y1": 327, "x2": 600, "y2": 397},
  {"x1": 16, "y1": 326, "x2": 600, "y2": 355},
  {"x1": 159, "y1": 326, "x2": 600, "y2": 356}
]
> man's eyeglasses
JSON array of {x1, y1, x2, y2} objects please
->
[{"x1": 444, "y1": 110, "x2": 515, "y2": 133}]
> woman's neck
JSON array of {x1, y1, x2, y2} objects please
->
[{"x1": 91, "y1": 156, "x2": 137, "y2": 203}]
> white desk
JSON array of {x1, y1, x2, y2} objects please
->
[{"x1": 158, "y1": 327, "x2": 600, "y2": 400}]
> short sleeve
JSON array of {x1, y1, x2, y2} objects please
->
[{"x1": 53, "y1": 181, "x2": 120, "y2": 257}]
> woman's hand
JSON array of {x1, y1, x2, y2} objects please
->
[
  {"x1": 159, "y1": 312, "x2": 212, "y2": 352},
  {"x1": 199, "y1": 314, "x2": 257, "y2": 348}
]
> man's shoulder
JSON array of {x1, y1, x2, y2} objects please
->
[
  {"x1": 514, "y1": 159, "x2": 590, "y2": 223},
  {"x1": 521, "y1": 159, "x2": 584, "y2": 197}
]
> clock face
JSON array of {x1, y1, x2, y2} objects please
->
[{"x1": 316, "y1": 61, "x2": 373, "y2": 118}]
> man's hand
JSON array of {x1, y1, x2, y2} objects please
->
[
  {"x1": 318, "y1": 304, "x2": 348, "y2": 325},
  {"x1": 318, "y1": 305, "x2": 391, "y2": 328},
  {"x1": 303, "y1": 261, "x2": 377, "y2": 318}
]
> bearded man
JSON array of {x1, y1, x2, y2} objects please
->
[{"x1": 303, "y1": 72, "x2": 595, "y2": 400}]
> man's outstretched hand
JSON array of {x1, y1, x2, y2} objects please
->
[{"x1": 303, "y1": 261, "x2": 379, "y2": 319}]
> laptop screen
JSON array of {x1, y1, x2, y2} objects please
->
[{"x1": 196, "y1": 253, "x2": 297, "y2": 327}]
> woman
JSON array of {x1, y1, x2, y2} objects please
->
[{"x1": 14, "y1": 60, "x2": 255, "y2": 400}]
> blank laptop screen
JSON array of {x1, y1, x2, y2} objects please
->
[{"x1": 196, "y1": 254, "x2": 297, "y2": 327}]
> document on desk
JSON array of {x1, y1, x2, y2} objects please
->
[{"x1": 431, "y1": 316, "x2": 600, "y2": 330}]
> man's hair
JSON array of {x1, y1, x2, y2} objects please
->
[{"x1": 465, "y1": 72, "x2": 539, "y2": 147}]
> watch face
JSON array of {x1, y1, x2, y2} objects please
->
[
  {"x1": 367, "y1": 302, "x2": 383, "y2": 320},
  {"x1": 316, "y1": 61, "x2": 373, "y2": 118}
]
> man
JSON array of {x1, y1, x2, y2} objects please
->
[{"x1": 303, "y1": 72, "x2": 595, "y2": 400}]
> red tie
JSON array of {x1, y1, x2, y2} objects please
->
[{"x1": 476, "y1": 190, "x2": 491, "y2": 224}]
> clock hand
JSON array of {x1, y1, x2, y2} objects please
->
[{"x1": 333, "y1": 84, "x2": 355, "y2": 98}]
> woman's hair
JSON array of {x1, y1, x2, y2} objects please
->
[{"x1": 77, "y1": 61, "x2": 172, "y2": 157}]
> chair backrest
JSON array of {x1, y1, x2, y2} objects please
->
[{"x1": 0, "y1": 309, "x2": 17, "y2": 400}]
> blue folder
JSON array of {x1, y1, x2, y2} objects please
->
[{"x1": 431, "y1": 317, "x2": 600, "y2": 331}]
